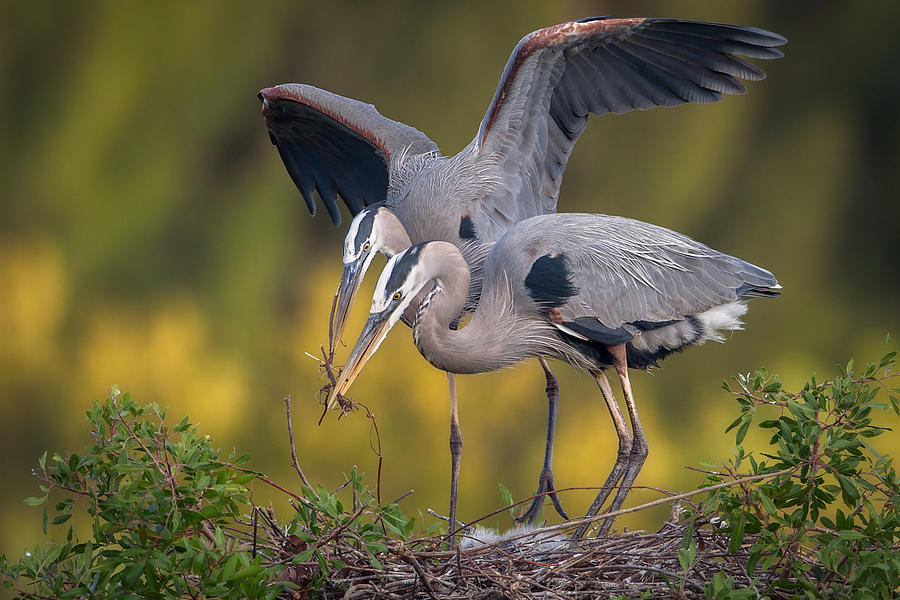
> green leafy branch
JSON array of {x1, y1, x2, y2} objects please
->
[
  {"x1": 685, "y1": 342, "x2": 900, "y2": 598},
  {"x1": 0, "y1": 390, "x2": 415, "y2": 599}
]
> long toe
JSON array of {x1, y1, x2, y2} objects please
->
[
  {"x1": 516, "y1": 470, "x2": 568, "y2": 524},
  {"x1": 515, "y1": 481, "x2": 548, "y2": 525},
  {"x1": 547, "y1": 485, "x2": 569, "y2": 520}
]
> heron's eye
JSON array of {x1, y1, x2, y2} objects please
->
[
  {"x1": 362, "y1": 242, "x2": 371, "y2": 251},
  {"x1": 392, "y1": 292, "x2": 402, "y2": 301}
]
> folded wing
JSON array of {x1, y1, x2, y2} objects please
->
[{"x1": 496, "y1": 214, "x2": 779, "y2": 328}]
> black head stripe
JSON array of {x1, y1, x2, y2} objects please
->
[
  {"x1": 525, "y1": 253, "x2": 579, "y2": 307},
  {"x1": 384, "y1": 244, "x2": 424, "y2": 296},
  {"x1": 354, "y1": 208, "x2": 377, "y2": 249}
]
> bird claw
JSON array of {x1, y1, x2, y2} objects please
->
[{"x1": 515, "y1": 470, "x2": 568, "y2": 525}]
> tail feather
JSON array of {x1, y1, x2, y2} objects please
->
[{"x1": 737, "y1": 284, "x2": 781, "y2": 298}]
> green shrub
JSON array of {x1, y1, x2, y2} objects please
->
[
  {"x1": 0, "y1": 389, "x2": 409, "y2": 599},
  {"x1": 689, "y1": 344, "x2": 900, "y2": 598}
]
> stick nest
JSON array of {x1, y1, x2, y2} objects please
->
[{"x1": 261, "y1": 510, "x2": 780, "y2": 599}]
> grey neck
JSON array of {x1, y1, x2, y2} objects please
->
[
  {"x1": 411, "y1": 245, "x2": 550, "y2": 374},
  {"x1": 377, "y1": 209, "x2": 413, "y2": 257}
]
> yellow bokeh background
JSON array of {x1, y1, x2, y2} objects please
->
[{"x1": 2, "y1": 0, "x2": 899, "y2": 570}]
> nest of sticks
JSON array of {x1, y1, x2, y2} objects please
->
[{"x1": 258, "y1": 504, "x2": 779, "y2": 599}]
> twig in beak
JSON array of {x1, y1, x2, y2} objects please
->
[
  {"x1": 306, "y1": 344, "x2": 354, "y2": 425},
  {"x1": 327, "y1": 287, "x2": 339, "y2": 357}
]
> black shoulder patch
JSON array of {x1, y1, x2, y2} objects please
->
[
  {"x1": 458, "y1": 214, "x2": 477, "y2": 239},
  {"x1": 524, "y1": 253, "x2": 579, "y2": 307}
]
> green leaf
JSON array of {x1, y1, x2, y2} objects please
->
[
  {"x1": 123, "y1": 560, "x2": 144, "y2": 586},
  {"x1": 757, "y1": 490, "x2": 778, "y2": 515},
  {"x1": 677, "y1": 540, "x2": 697, "y2": 572},
  {"x1": 228, "y1": 562, "x2": 264, "y2": 582},
  {"x1": 498, "y1": 483, "x2": 515, "y2": 518},
  {"x1": 50, "y1": 513, "x2": 72, "y2": 525},
  {"x1": 681, "y1": 518, "x2": 694, "y2": 550},
  {"x1": 735, "y1": 415, "x2": 752, "y2": 445},
  {"x1": 24, "y1": 496, "x2": 47, "y2": 506},
  {"x1": 221, "y1": 553, "x2": 240, "y2": 580},
  {"x1": 728, "y1": 515, "x2": 745, "y2": 554},
  {"x1": 293, "y1": 548, "x2": 315, "y2": 563},
  {"x1": 837, "y1": 475, "x2": 860, "y2": 504},
  {"x1": 777, "y1": 420, "x2": 793, "y2": 442},
  {"x1": 724, "y1": 415, "x2": 743, "y2": 434}
]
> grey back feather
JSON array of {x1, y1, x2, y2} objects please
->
[{"x1": 486, "y1": 213, "x2": 779, "y2": 328}]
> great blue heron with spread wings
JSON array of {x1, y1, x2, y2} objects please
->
[
  {"x1": 259, "y1": 17, "x2": 785, "y2": 531},
  {"x1": 328, "y1": 213, "x2": 781, "y2": 539}
]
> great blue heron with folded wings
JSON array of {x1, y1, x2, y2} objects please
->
[
  {"x1": 328, "y1": 213, "x2": 781, "y2": 538},
  {"x1": 259, "y1": 16, "x2": 785, "y2": 533}
]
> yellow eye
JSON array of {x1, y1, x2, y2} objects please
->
[
  {"x1": 392, "y1": 292, "x2": 402, "y2": 301},
  {"x1": 362, "y1": 242, "x2": 371, "y2": 251}
]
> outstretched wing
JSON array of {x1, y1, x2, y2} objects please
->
[
  {"x1": 468, "y1": 17, "x2": 786, "y2": 238},
  {"x1": 260, "y1": 84, "x2": 439, "y2": 225}
]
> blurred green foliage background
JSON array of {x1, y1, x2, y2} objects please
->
[{"x1": 2, "y1": 0, "x2": 899, "y2": 564}]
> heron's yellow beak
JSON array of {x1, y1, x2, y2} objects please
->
[
  {"x1": 330, "y1": 261, "x2": 365, "y2": 352},
  {"x1": 327, "y1": 311, "x2": 397, "y2": 409}
]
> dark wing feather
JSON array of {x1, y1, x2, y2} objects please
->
[
  {"x1": 469, "y1": 18, "x2": 786, "y2": 239},
  {"x1": 260, "y1": 84, "x2": 439, "y2": 225}
]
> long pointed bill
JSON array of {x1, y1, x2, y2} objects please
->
[
  {"x1": 327, "y1": 311, "x2": 398, "y2": 409},
  {"x1": 329, "y1": 262, "x2": 365, "y2": 353}
]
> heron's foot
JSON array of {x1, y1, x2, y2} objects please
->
[{"x1": 515, "y1": 469, "x2": 569, "y2": 525}]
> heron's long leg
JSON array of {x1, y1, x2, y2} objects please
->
[
  {"x1": 572, "y1": 369, "x2": 634, "y2": 540},
  {"x1": 517, "y1": 357, "x2": 569, "y2": 525},
  {"x1": 447, "y1": 372, "x2": 463, "y2": 545},
  {"x1": 597, "y1": 344, "x2": 649, "y2": 537}
]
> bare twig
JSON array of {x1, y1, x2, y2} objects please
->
[
  {"x1": 355, "y1": 400, "x2": 383, "y2": 504},
  {"x1": 284, "y1": 395, "x2": 312, "y2": 488},
  {"x1": 392, "y1": 542, "x2": 439, "y2": 600}
]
